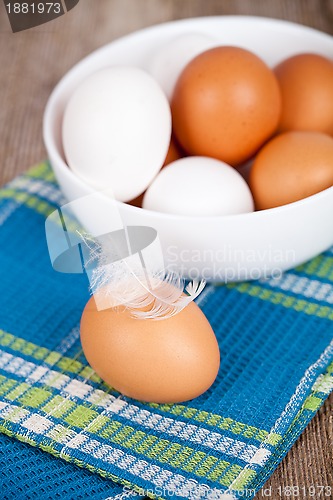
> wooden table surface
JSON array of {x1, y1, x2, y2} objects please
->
[{"x1": 0, "y1": 1, "x2": 332, "y2": 498}]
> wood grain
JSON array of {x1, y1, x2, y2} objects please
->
[{"x1": 0, "y1": 1, "x2": 332, "y2": 498}]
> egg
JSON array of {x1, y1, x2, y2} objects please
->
[
  {"x1": 127, "y1": 137, "x2": 183, "y2": 208},
  {"x1": 63, "y1": 67, "x2": 171, "y2": 202},
  {"x1": 80, "y1": 295, "x2": 220, "y2": 403},
  {"x1": 171, "y1": 46, "x2": 281, "y2": 166},
  {"x1": 163, "y1": 136, "x2": 183, "y2": 167},
  {"x1": 249, "y1": 131, "x2": 333, "y2": 210},
  {"x1": 142, "y1": 156, "x2": 254, "y2": 216},
  {"x1": 274, "y1": 53, "x2": 333, "y2": 135},
  {"x1": 147, "y1": 33, "x2": 216, "y2": 100}
]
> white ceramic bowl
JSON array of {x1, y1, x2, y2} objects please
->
[{"x1": 43, "y1": 16, "x2": 333, "y2": 282}]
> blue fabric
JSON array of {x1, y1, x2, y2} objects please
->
[
  {"x1": 0, "y1": 432, "x2": 132, "y2": 500},
  {"x1": 0, "y1": 163, "x2": 332, "y2": 500}
]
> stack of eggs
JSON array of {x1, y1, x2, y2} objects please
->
[
  {"x1": 63, "y1": 33, "x2": 333, "y2": 217},
  {"x1": 62, "y1": 35, "x2": 333, "y2": 403}
]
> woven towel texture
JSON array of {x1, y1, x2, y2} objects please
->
[
  {"x1": 0, "y1": 431, "x2": 136, "y2": 500},
  {"x1": 0, "y1": 162, "x2": 332, "y2": 500}
]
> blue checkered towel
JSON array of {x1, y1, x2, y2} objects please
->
[{"x1": 0, "y1": 162, "x2": 332, "y2": 500}]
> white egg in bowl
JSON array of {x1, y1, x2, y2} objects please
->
[{"x1": 43, "y1": 16, "x2": 333, "y2": 282}]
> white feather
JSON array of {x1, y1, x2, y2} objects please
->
[{"x1": 79, "y1": 231, "x2": 206, "y2": 320}]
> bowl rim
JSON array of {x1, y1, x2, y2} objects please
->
[{"x1": 43, "y1": 14, "x2": 333, "y2": 224}]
